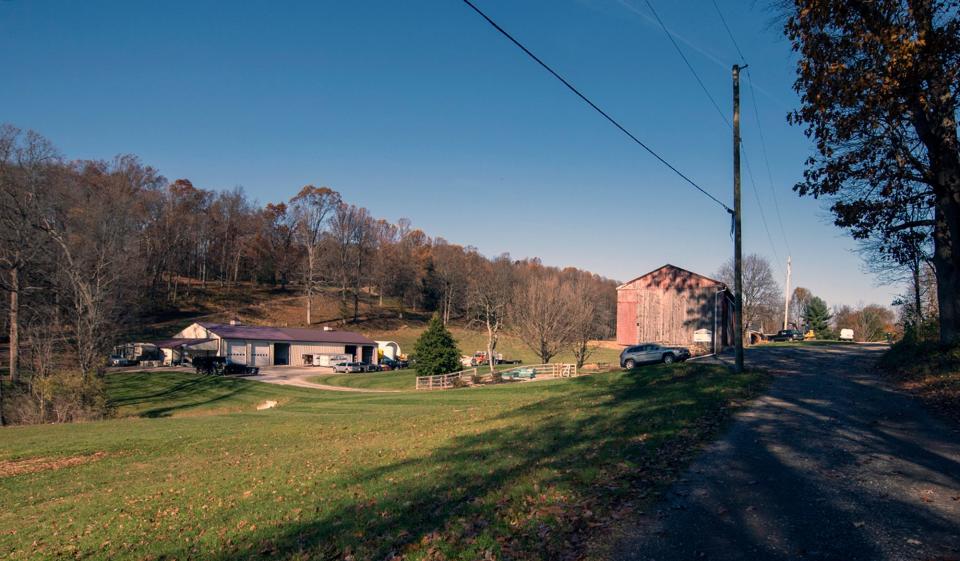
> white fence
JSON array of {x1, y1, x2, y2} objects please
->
[{"x1": 415, "y1": 363, "x2": 578, "y2": 390}]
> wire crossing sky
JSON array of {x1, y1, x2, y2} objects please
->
[
  {"x1": 461, "y1": 0, "x2": 732, "y2": 214},
  {"x1": 0, "y1": 0, "x2": 898, "y2": 308}
]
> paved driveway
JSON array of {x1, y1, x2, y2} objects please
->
[{"x1": 612, "y1": 344, "x2": 960, "y2": 561}]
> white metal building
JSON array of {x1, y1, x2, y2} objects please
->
[{"x1": 174, "y1": 322, "x2": 379, "y2": 367}]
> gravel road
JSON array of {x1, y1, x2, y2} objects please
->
[{"x1": 612, "y1": 343, "x2": 960, "y2": 561}]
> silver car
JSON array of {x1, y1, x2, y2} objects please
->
[
  {"x1": 620, "y1": 343, "x2": 691, "y2": 368},
  {"x1": 333, "y1": 362, "x2": 364, "y2": 373}
]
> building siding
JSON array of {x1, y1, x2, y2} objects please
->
[{"x1": 617, "y1": 264, "x2": 734, "y2": 349}]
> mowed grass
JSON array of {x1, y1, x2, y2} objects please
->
[
  {"x1": 309, "y1": 369, "x2": 420, "y2": 391},
  {"x1": 0, "y1": 364, "x2": 764, "y2": 561}
]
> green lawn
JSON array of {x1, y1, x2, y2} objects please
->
[
  {"x1": 309, "y1": 369, "x2": 420, "y2": 390},
  {"x1": 0, "y1": 364, "x2": 764, "y2": 561}
]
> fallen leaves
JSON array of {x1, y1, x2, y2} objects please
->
[{"x1": 0, "y1": 451, "x2": 108, "y2": 478}]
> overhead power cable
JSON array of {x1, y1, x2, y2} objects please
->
[
  {"x1": 642, "y1": 0, "x2": 731, "y2": 129},
  {"x1": 460, "y1": 0, "x2": 732, "y2": 214},
  {"x1": 711, "y1": 0, "x2": 793, "y2": 254}
]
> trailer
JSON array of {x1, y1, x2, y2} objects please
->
[{"x1": 303, "y1": 353, "x2": 353, "y2": 367}]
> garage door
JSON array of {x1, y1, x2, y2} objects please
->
[
  {"x1": 251, "y1": 343, "x2": 270, "y2": 366},
  {"x1": 226, "y1": 341, "x2": 247, "y2": 365}
]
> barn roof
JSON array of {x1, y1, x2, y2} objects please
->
[
  {"x1": 616, "y1": 264, "x2": 727, "y2": 291},
  {"x1": 195, "y1": 323, "x2": 376, "y2": 345}
]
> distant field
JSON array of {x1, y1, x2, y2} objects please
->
[{"x1": 0, "y1": 364, "x2": 763, "y2": 561}]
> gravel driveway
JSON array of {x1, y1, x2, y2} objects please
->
[{"x1": 611, "y1": 343, "x2": 960, "y2": 561}]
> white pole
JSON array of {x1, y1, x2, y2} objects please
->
[{"x1": 783, "y1": 256, "x2": 792, "y2": 330}]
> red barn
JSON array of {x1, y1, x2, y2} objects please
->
[{"x1": 617, "y1": 264, "x2": 735, "y2": 351}]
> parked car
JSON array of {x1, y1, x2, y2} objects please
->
[
  {"x1": 333, "y1": 362, "x2": 364, "y2": 373},
  {"x1": 380, "y1": 357, "x2": 408, "y2": 370},
  {"x1": 107, "y1": 355, "x2": 136, "y2": 367},
  {"x1": 770, "y1": 329, "x2": 804, "y2": 342},
  {"x1": 620, "y1": 343, "x2": 690, "y2": 368},
  {"x1": 357, "y1": 362, "x2": 381, "y2": 372}
]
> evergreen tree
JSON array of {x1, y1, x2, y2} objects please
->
[
  {"x1": 413, "y1": 314, "x2": 462, "y2": 375},
  {"x1": 804, "y1": 296, "x2": 834, "y2": 339}
]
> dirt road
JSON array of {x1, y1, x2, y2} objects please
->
[{"x1": 612, "y1": 343, "x2": 960, "y2": 561}]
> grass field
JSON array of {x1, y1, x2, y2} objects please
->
[
  {"x1": 1, "y1": 364, "x2": 764, "y2": 561},
  {"x1": 309, "y1": 369, "x2": 421, "y2": 391}
]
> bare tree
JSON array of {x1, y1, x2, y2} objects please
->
[
  {"x1": 289, "y1": 186, "x2": 340, "y2": 324},
  {"x1": 510, "y1": 274, "x2": 576, "y2": 364},
  {"x1": 469, "y1": 254, "x2": 514, "y2": 374},
  {"x1": 0, "y1": 125, "x2": 60, "y2": 383},
  {"x1": 717, "y1": 254, "x2": 783, "y2": 335}
]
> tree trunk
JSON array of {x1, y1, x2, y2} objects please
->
[
  {"x1": 486, "y1": 315, "x2": 496, "y2": 375},
  {"x1": 8, "y1": 264, "x2": 18, "y2": 383},
  {"x1": 306, "y1": 293, "x2": 312, "y2": 325},
  {"x1": 932, "y1": 162, "x2": 960, "y2": 345},
  {"x1": 912, "y1": 259, "x2": 923, "y2": 328}
]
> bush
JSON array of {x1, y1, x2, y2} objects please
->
[
  {"x1": 3, "y1": 371, "x2": 107, "y2": 425},
  {"x1": 413, "y1": 314, "x2": 462, "y2": 376}
]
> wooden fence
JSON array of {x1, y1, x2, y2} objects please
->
[{"x1": 415, "y1": 363, "x2": 578, "y2": 390}]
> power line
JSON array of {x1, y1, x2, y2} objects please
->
[
  {"x1": 711, "y1": 0, "x2": 793, "y2": 254},
  {"x1": 460, "y1": 0, "x2": 732, "y2": 214},
  {"x1": 743, "y1": 150, "x2": 785, "y2": 276},
  {"x1": 746, "y1": 75, "x2": 792, "y2": 255},
  {"x1": 710, "y1": 0, "x2": 746, "y2": 62},
  {"x1": 642, "y1": 0, "x2": 731, "y2": 128}
]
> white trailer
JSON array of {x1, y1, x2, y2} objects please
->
[{"x1": 313, "y1": 353, "x2": 352, "y2": 367}]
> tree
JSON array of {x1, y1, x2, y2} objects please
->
[
  {"x1": 510, "y1": 274, "x2": 575, "y2": 364},
  {"x1": 289, "y1": 186, "x2": 341, "y2": 324},
  {"x1": 717, "y1": 254, "x2": 783, "y2": 334},
  {"x1": 0, "y1": 125, "x2": 59, "y2": 384},
  {"x1": 789, "y1": 287, "x2": 813, "y2": 329},
  {"x1": 468, "y1": 254, "x2": 515, "y2": 374},
  {"x1": 566, "y1": 280, "x2": 603, "y2": 369},
  {"x1": 784, "y1": 1, "x2": 960, "y2": 344},
  {"x1": 804, "y1": 296, "x2": 834, "y2": 339},
  {"x1": 412, "y1": 314, "x2": 462, "y2": 376}
]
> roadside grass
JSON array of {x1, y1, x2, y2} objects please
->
[
  {"x1": 0, "y1": 363, "x2": 764, "y2": 561},
  {"x1": 880, "y1": 339, "x2": 960, "y2": 425}
]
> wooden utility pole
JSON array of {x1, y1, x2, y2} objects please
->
[
  {"x1": 783, "y1": 256, "x2": 792, "y2": 330},
  {"x1": 733, "y1": 64, "x2": 745, "y2": 373}
]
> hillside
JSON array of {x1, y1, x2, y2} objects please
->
[{"x1": 134, "y1": 282, "x2": 623, "y2": 366}]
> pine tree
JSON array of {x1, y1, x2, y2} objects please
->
[
  {"x1": 413, "y1": 314, "x2": 462, "y2": 376},
  {"x1": 803, "y1": 296, "x2": 834, "y2": 339}
]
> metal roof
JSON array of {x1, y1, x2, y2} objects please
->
[
  {"x1": 153, "y1": 338, "x2": 214, "y2": 349},
  {"x1": 196, "y1": 323, "x2": 376, "y2": 345}
]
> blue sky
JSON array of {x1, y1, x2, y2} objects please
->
[{"x1": 1, "y1": 0, "x2": 897, "y2": 309}]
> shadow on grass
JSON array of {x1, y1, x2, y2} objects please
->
[
  {"x1": 153, "y1": 364, "x2": 764, "y2": 560},
  {"x1": 107, "y1": 372, "x2": 260, "y2": 418}
]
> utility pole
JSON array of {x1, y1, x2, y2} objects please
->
[
  {"x1": 783, "y1": 256, "x2": 792, "y2": 330},
  {"x1": 733, "y1": 64, "x2": 745, "y2": 373}
]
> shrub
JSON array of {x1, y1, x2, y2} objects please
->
[{"x1": 413, "y1": 314, "x2": 462, "y2": 376}]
